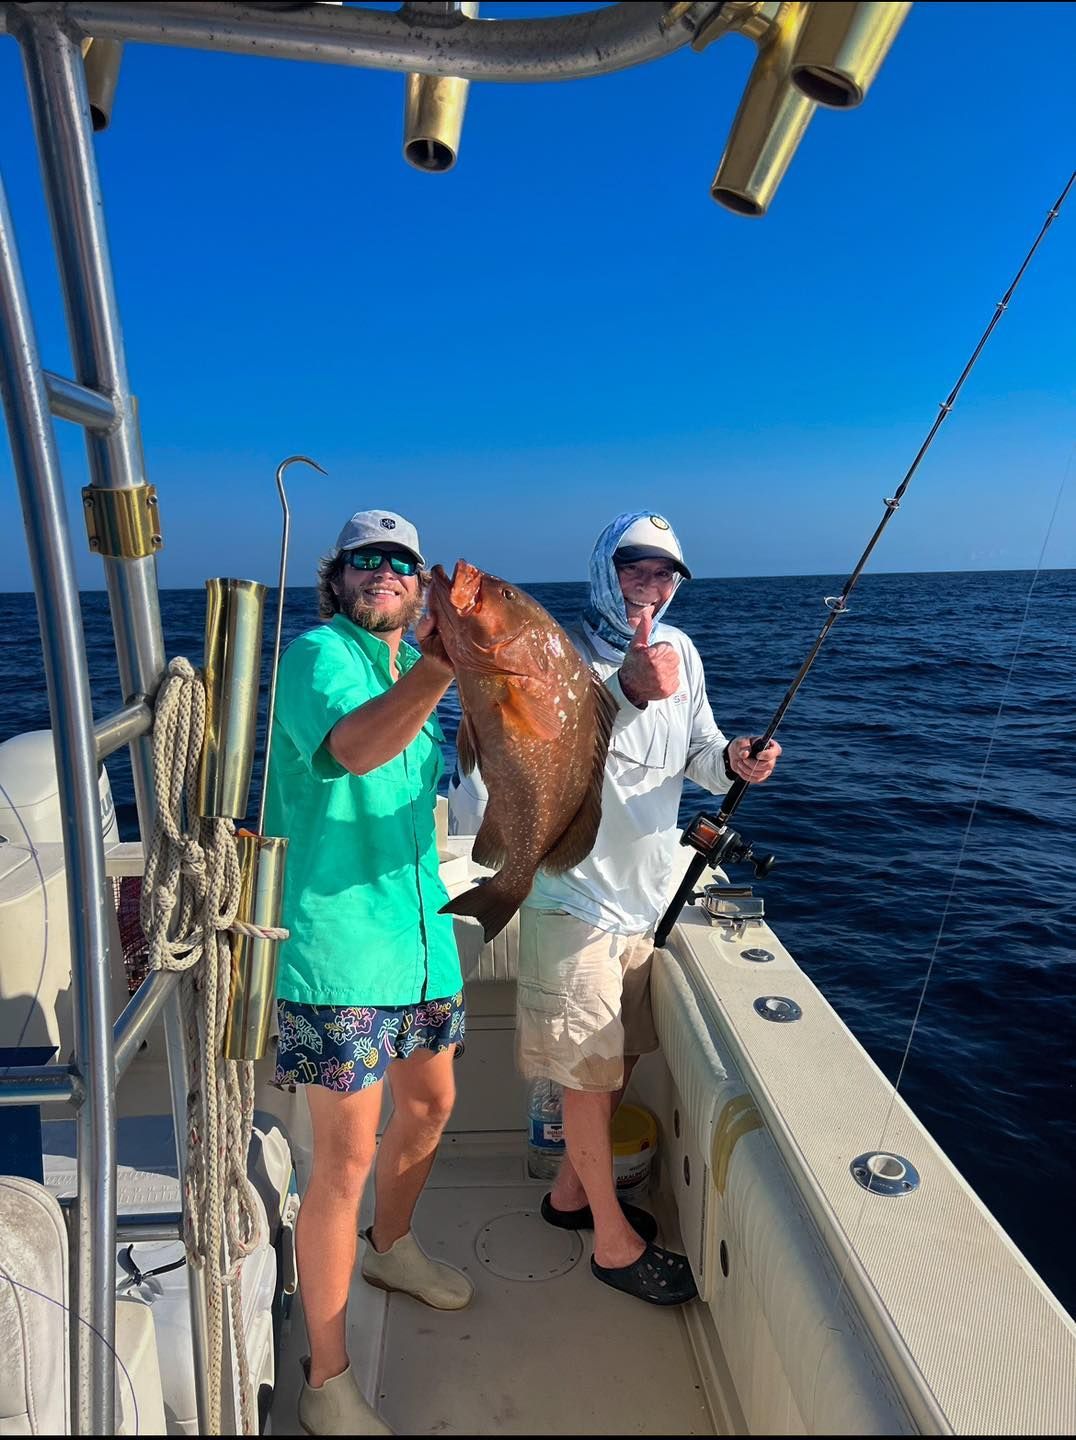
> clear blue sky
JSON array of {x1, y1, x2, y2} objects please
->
[{"x1": 0, "y1": 2, "x2": 1073, "y2": 590}]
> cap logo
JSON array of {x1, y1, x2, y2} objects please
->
[
  {"x1": 380, "y1": 517, "x2": 396, "y2": 530},
  {"x1": 650, "y1": 515, "x2": 670, "y2": 530}
]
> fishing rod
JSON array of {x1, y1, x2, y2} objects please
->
[{"x1": 655, "y1": 169, "x2": 1075, "y2": 949}]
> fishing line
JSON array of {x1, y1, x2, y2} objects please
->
[
  {"x1": 649, "y1": 169, "x2": 1074, "y2": 1405},
  {"x1": 874, "y1": 442, "x2": 1074, "y2": 1148},
  {"x1": 0, "y1": 1221, "x2": 141, "y2": 1437},
  {"x1": 0, "y1": 796, "x2": 144, "y2": 1434},
  {"x1": 0, "y1": 776, "x2": 50, "y2": 1064},
  {"x1": 813, "y1": 439, "x2": 1075, "y2": 1407},
  {"x1": 654, "y1": 169, "x2": 1076, "y2": 947}
]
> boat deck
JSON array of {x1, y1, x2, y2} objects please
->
[{"x1": 269, "y1": 1131, "x2": 717, "y2": 1436}]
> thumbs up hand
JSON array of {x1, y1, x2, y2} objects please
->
[{"x1": 619, "y1": 607, "x2": 681, "y2": 707}]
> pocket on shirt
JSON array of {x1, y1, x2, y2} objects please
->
[{"x1": 609, "y1": 710, "x2": 669, "y2": 770}]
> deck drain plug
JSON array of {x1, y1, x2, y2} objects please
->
[{"x1": 475, "y1": 1211, "x2": 583, "y2": 1281}]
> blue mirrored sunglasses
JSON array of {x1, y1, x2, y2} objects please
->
[{"x1": 345, "y1": 550, "x2": 418, "y2": 577}]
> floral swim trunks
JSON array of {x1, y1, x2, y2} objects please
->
[{"x1": 274, "y1": 992, "x2": 466, "y2": 1093}]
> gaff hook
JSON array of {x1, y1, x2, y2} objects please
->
[{"x1": 257, "y1": 454, "x2": 328, "y2": 833}]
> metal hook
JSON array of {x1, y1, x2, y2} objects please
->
[{"x1": 258, "y1": 455, "x2": 328, "y2": 833}]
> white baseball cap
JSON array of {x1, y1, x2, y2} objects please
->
[
  {"x1": 614, "y1": 514, "x2": 691, "y2": 579},
  {"x1": 333, "y1": 509, "x2": 426, "y2": 567}
]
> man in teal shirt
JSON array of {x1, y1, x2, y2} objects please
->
[{"x1": 264, "y1": 509, "x2": 467, "y2": 1437}]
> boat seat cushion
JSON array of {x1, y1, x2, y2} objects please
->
[{"x1": 0, "y1": 1177, "x2": 69, "y2": 1436}]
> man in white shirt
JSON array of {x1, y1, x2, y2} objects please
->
[{"x1": 515, "y1": 511, "x2": 781, "y2": 1306}]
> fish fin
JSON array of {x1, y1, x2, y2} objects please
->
[
  {"x1": 471, "y1": 811, "x2": 507, "y2": 871},
  {"x1": 540, "y1": 676, "x2": 619, "y2": 874},
  {"x1": 440, "y1": 877, "x2": 529, "y2": 944},
  {"x1": 499, "y1": 678, "x2": 563, "y2": 742},
  {"x1": 456, "y1": 711, "x2": 479, "y2": 777}
]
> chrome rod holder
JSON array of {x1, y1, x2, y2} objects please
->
[{"x1": 851, "y1": 1151, "x2": 921, "y2": 1195}]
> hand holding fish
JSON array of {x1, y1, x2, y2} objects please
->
[
  {"x1": 618, "y1": 609, "x2": 681, "y2": 706},
  {"x1": 415, "y1": 612, "x2": 454, "y2": 676},
  {"x1": 726, "y1": 735, "x2": 782, "y2": 783}
]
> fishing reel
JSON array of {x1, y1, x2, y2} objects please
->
[
  {"x1": 655, "y1": 811, "x2": 776, "y2": 947},
  {"x1": 680, "y1": 812, "x2": 777, "y2": 879}
]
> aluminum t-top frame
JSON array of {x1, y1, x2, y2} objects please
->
[{"x1": 0, "y1": 4, "x2": 911, "y2": 1435}]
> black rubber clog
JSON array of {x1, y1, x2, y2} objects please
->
[
  {"x1": 590, "y1": 1242, "x2": 698, "y2": 1306},
  {"x1": 540, "y1": 1192, "x2": 658, "y2": 1244}
]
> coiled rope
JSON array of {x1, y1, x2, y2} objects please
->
[{"x1": 139, "y1": 656, "x2": 263, "y2": 1436}]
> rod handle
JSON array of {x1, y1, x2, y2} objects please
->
[{"x1": 655, "y1": 850, "x2": 710, "y2": 948}]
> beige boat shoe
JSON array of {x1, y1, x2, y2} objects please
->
[
  {"x1": 297, "y1": 1357, "x2": 393, "y2": 1436},
  {"x1": 361, "y1": 1227, "x2": 474, "y2": 1310}
]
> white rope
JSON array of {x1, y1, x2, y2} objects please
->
[
  {"x1": 140, "y1": 657, "x2": 261, "y2": 1436},
  {"x1": 229, "y1": 919, "x2": 289, "y2": 942}
]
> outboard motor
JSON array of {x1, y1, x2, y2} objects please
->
[
  {"x1": 0, "y1": 729, "x2": 122, "y2": 1053},
  {"x1": 0, "y1": 729, "x2": 118, "y2": 847}
]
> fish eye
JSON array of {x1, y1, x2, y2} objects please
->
[{"x1": 501, "y1": 587, "x2": 515, "y2": 599}]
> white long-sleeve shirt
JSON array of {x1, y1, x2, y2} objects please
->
[{"x1": 448, "y1": 619, "x2": 734, "y2": 936}]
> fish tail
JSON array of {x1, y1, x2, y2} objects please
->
[{"x1": 440, "y1": 876, "x2": 529, "y2": 945}]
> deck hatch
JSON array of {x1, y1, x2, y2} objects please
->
[{"x1": 475, "y1": 1209, "x2": 583, "y2": 1281}]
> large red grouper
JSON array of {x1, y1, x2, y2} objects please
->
[{"x1": 428, "y1": 560, "x2": 617, "y2": 942}]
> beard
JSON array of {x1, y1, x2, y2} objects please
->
[{"x1": 344, "y1": 587, "x2": 425, "y2": 635}]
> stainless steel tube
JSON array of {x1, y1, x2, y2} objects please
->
[
  {"x1": 94, "y1": 696, "x2": 152, "y2": 762},
  {"x1": 18, "y1": 16, "x2": 211, "y2": 1434},
  {"x1": 0, "y1": 168, "x2": 117, "y2": 1438},
  {"x1": 20, "y1": 15, "x2": 166, "y2": 829},
  {"x1": 0, "y1": 1066, "x2": 82, "y2": 1106},
  {"x1": 163, "y1": 999, "x2": 214, "y2": 1435},
  {"x1": 116, "y1": 1211, "x2": 183, "y2": 1241},
  {"x1": 112, "y1": 966, "x2": 180, "y2": 1078},
  {"x1": 44, "y1": 369, "x2": 117, "y2": 428},
  {"x1": 58, "y1": 1197, "x2": 184, "y2": 1242},
  {"x1": 2, "y1": 1, "x2": 716, "y2": 81}
]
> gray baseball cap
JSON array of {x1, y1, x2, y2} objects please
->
[{"x1": 333, "y1": 509, "x2": 426, "y2": 567}]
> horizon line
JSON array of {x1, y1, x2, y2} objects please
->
[{"x1": 1, "y1": 563, "x2": 1073, "y2": 597}]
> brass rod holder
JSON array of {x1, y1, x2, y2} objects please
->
[
  {"x1": 711, "y1": 3, "x2": 816, "y2": 217},
  {"x1": 403, "y1": 1, "x2": 479, "y2": 173},
  {"x1": 791, "y1": 1, "x2": 912, "y2": 109},
  {"x1": 198, "y1": 578, "x2": 267, "y2": 819},
  {"x1": 81, "y1": 37, "x2": 124, "y2": 132},
  {"x1": 222, "y1": 832, "x2": 288, "y2": 1061}
]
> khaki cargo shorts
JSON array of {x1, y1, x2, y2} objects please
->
[{"x1": 516, "y1": 908, "x2": 659, "y2": 1094}]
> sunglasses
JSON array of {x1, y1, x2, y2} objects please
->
[{"x1": 345, "y1": 550, "x2": 419, "y2": 577}]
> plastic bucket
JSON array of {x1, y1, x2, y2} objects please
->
[{"x1": 612, "y1": 1103, "x2": 658, "y2": 1199}]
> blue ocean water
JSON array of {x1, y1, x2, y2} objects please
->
[{"x1": 1, "y1": 569, "x2": 1073, "y2": 1317}]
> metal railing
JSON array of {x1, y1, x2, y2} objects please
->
[{"x1": 0, "y1": 13, "x2": 205, "y2": 1431}]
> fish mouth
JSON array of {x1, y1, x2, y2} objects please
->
[
  {"x1": 430, "y1": 560, "x2": 481, "y2": 616},
  {"x1": 428, "y1": 559, "x2": 533, "y2": 675}
]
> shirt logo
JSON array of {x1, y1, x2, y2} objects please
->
[
  {"x1": 380, "y1": 517, "x2": 396, "y2": 530},
  {"x1": 672, "y1": 691, "x2": 688, "y2": 704}
]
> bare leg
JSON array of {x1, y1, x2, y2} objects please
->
[
  {"x1": 550, "y1": 1054, "x2": 639, "y2": 1212},
  {"x1": 370, "y1": 1044, "x2": 457, "y2": 1252},
  {"x1": 559, "y1": 1057, "x2": 645, "y2": 1270},
  {"x1": 297, "y1": 1080, "x2": 385, "y2": 1388}
]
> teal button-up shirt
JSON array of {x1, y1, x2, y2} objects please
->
[{"x1": 263, "y1": 614, "x2": 461, "y2": 1007}]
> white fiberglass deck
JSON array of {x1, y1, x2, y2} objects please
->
[{"x1": 269, "y1": 1132, "x2": 717, "y2": 1437}]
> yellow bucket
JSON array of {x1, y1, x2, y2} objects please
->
[{"x1": 611, "y1": 1103, "x2": 658, "y2": 1198}]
